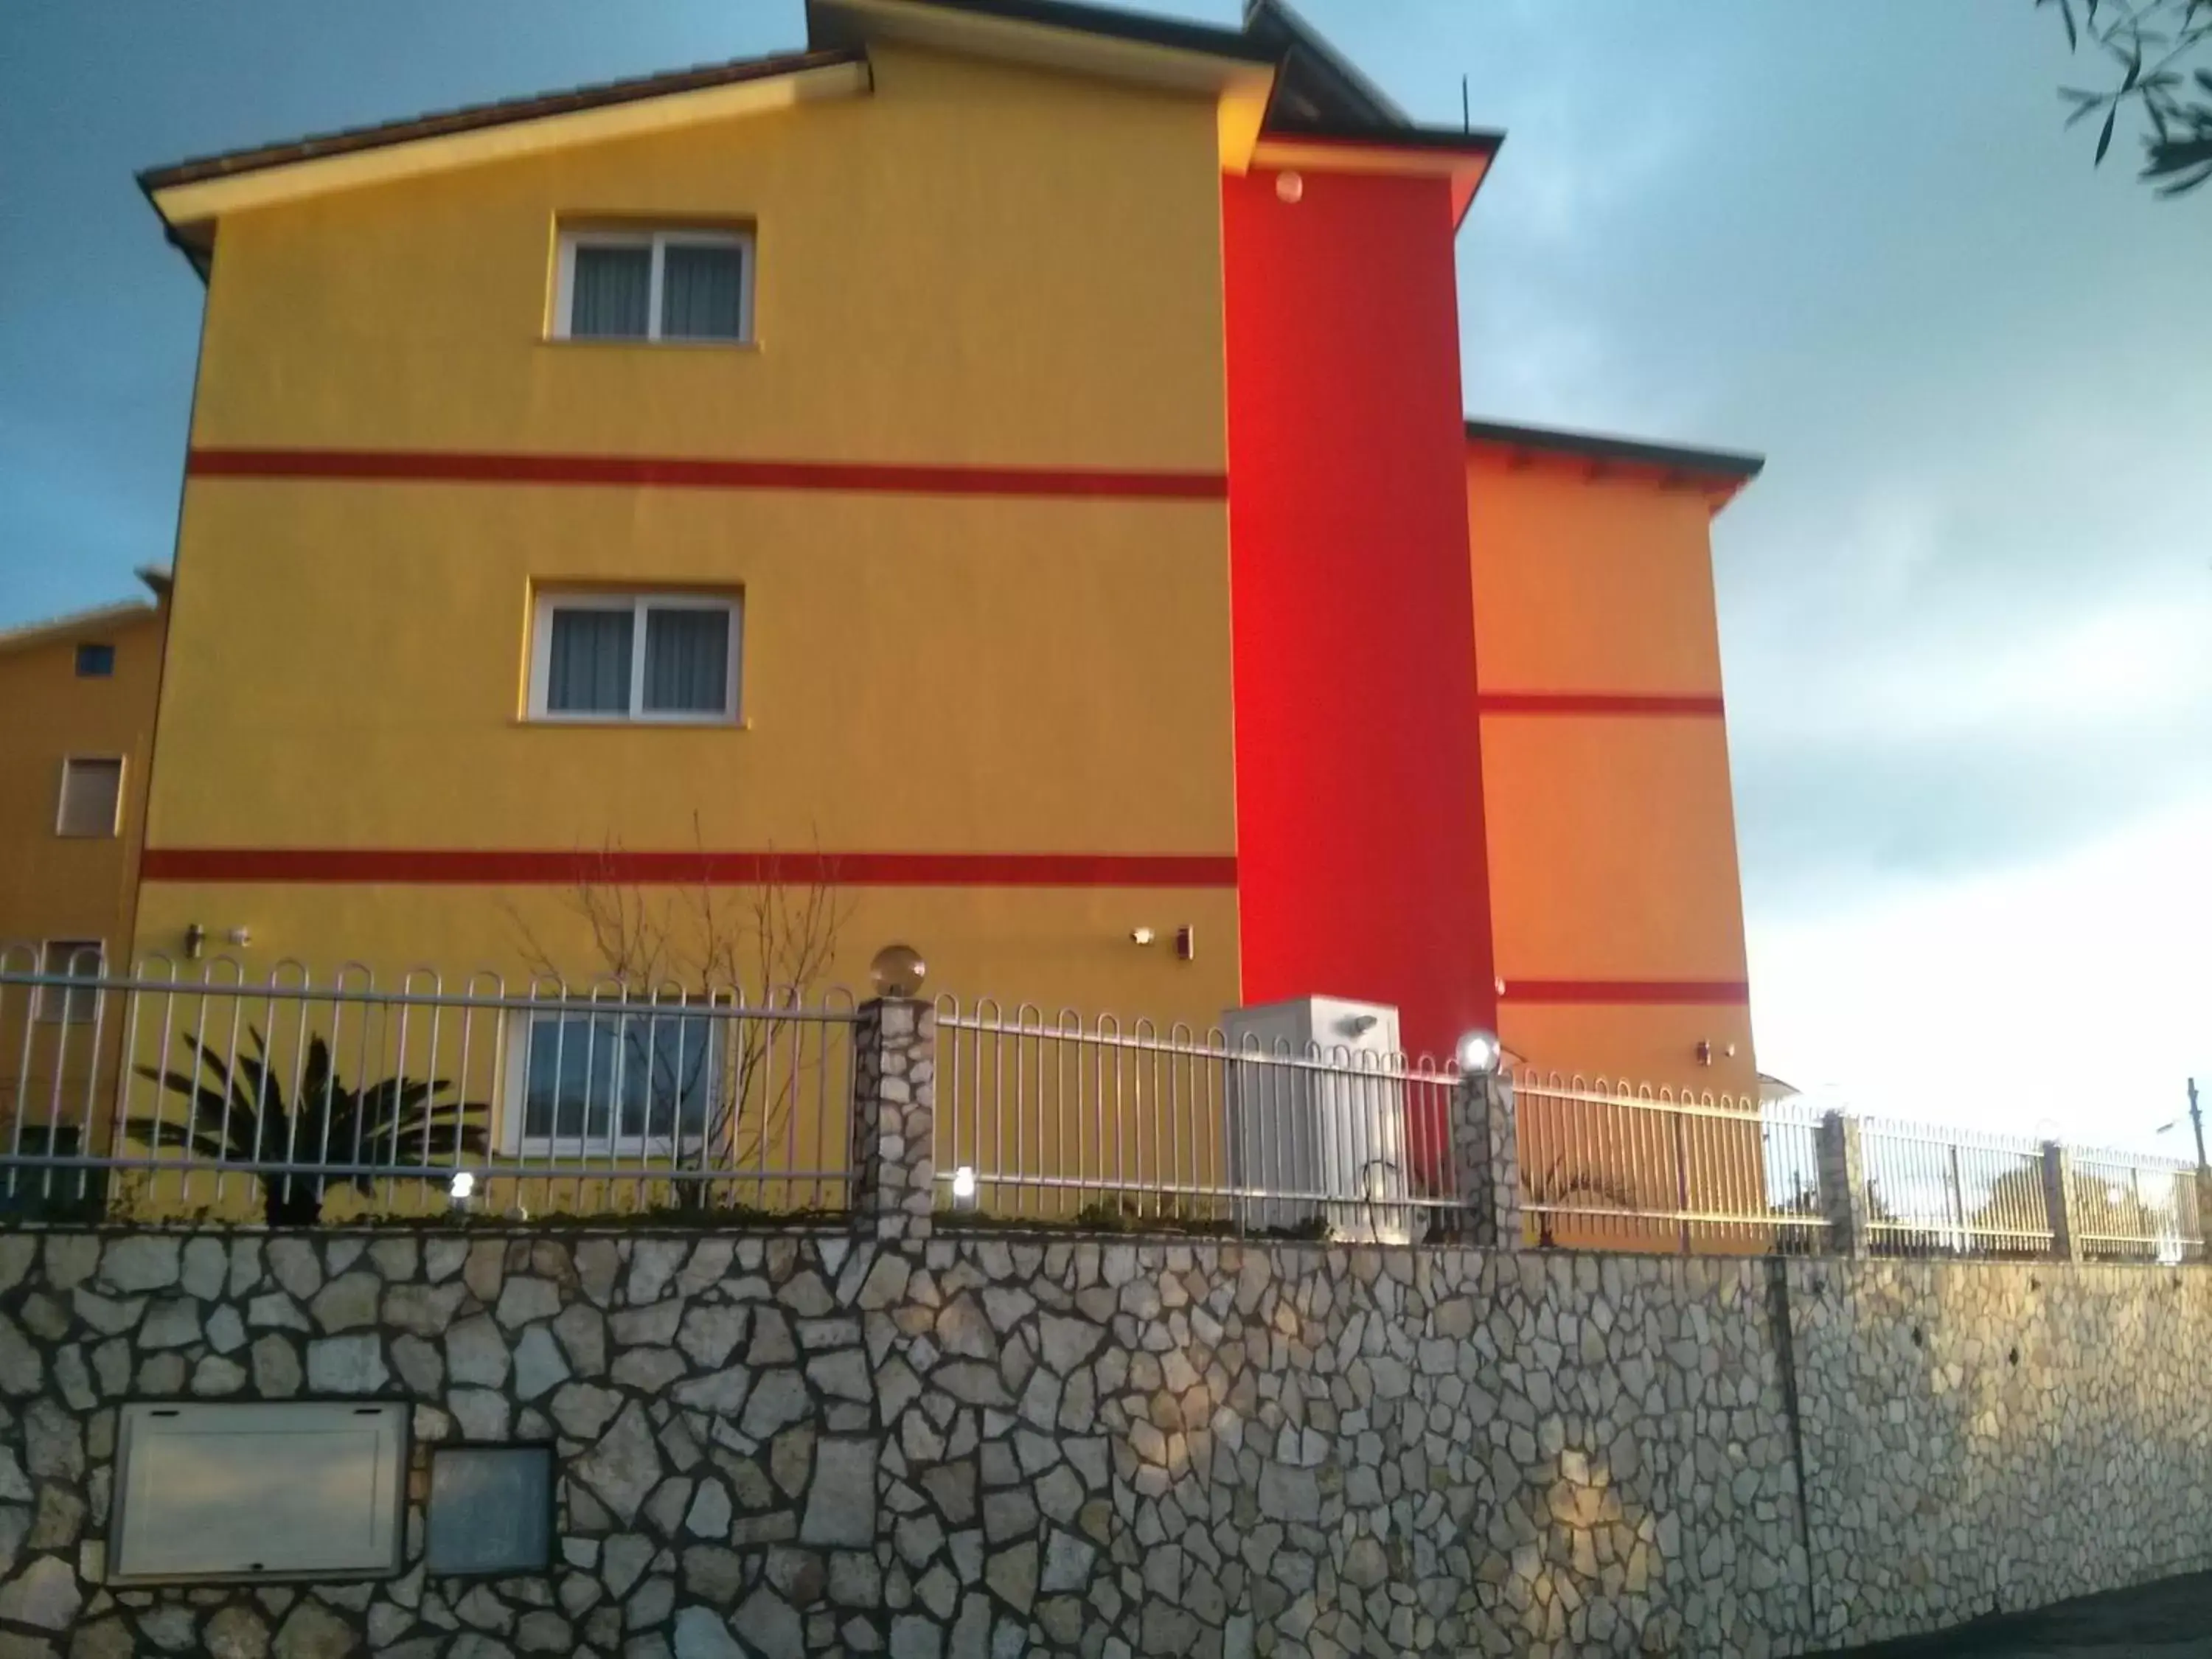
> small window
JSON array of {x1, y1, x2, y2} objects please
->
[
  {"x1": 75, "y1": 643, "x2": 116, "y2": 678},
  {"x1": 555, "y1": 228, "x2": 752, "y2": 343},
  {"x1": 55, "y1": 757, "x2": 123, "y2": 838},
  {"x1": 38, "y1": 941, "x2": 104, "y2": 1023},
  {"x1": 528, "y1": 593, "x2": 740, "y2": 723},
  {"x1": 503, "y1": 1006, "x2": 720, "y2": 1155}
]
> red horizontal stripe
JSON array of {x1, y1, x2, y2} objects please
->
[
  {"x1": 187, "y1": 447, "x2": 1228, "y2": 502},
  {"x1": 141, "y1": 848, "x2": 1237, "y2": 889},
  {"x1": 1501, "y1": 978, "x2": 1751, "y2": 1006},
  {"x1": 1477, "y1": 691, "x2": 1726, "y2": 718}
]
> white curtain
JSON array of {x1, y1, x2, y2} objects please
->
[
  {"x1": 643, "y1": 608, "x2": 728, "y2": 713},
  {"x1": 570, "y1": 246, "x2": 651, "y2": 338},
  {"x1": 661, "y1": 244, "x2": 744, "y2": 340},
  {"x1": 546, "y1": 610, "x2": 633, "y2": 713}
]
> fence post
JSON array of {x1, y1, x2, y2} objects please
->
[
  {"x1": 2040, "y1": 1141, "x2": 2081, "y2": 1262},
  {"x1": 1451, "y1": 1068, "x2": 1523, "y2": 1249},
  {"x1": 1815, "y1": 1110, "x2": 1867, "y2": 1257},
  {"x1": 851, "y1": 998, "x2": 936, "y2": 1242}
]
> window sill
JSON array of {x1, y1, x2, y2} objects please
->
[
  {"x1": 540, "y1": 336, "x2": 759, "y2": 352},
  {"x1": 515, "y1": 717, "x2": 751, "y2": 731}
]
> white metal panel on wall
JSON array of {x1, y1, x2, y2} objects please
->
[{"x1": 111, "y1": 1401, "x2": 408, "y2": 1582}]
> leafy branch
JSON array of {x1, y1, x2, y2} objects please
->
[{"x1": 2040, "y1": 0, "x2": 2212, "y2": 193}]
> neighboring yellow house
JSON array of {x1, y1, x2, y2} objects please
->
[{"x1": 0, "y1": 573, "x2": 167, "y2": 1162}]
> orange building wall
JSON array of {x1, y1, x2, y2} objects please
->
[{"x1": 1467, "y1": 454, "x2": 1756, "y2": 1095}]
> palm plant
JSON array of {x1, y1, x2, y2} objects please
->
[
  {"x1": 1524, "y1": 1155, "x2": 1643, "y2": 1249},
  {"x1": 128, "y1": 1029, "x2": 488, "y2": 1227}
]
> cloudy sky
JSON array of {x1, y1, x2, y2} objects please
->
[{"x1": 3, "y1": 1, "x2": 2206, "y2": 1146}]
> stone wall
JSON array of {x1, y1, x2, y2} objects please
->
[
  {"x1": 0, "y1": 1228, "x2": 2205, "y2": 1659},
  {"x1": 1789, "y1": 1256, "x2": 2212, "y2": 1649}
]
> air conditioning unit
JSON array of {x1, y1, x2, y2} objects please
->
[{"x1": 1222, "y1": 996, "x2": 1412, "y2": 1244}]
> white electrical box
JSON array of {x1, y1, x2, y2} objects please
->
[
  {"x1": 111, "y1": 1401, "x2": 408, "y2": 1582},
  {"x1": 1222, "y1": 995, "x2": 1413, "y2": 1244}
]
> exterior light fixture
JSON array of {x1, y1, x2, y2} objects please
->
[
  {"x1": 1455, "y1": 1029, "x2": 1502, "y2": 1076},
  {"x1": 950, "y1": 1166, "x2": 979, "y2": 1212},
  {"x1": 448, "y1": 1172, "x2": 477, "y2": 1214},
  {"x1": 869, "y1": 944, "x2": 928, "y2": 998},
  {"x1": 1130, "y1": 928, "x2": 1157, "y2": 947},
  {"x1": 182, "y1": 923, "x2": 206, "y2": 962}
]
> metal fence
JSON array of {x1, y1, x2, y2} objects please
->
[
  {"x1": 1856, "y1": 1117, "x2": 2055, "y2": 1258},
  {"x1": 1512, "y1": 1077, "x2": 2204, "y2": 1262},
  {"x1": 1513, "y1": 1073, "x2": 1828, "y2": 1254},
  {"x1": 0, "y1": 950, "x2": 855, "y2": 1222},
  {"x1": 2070, "y1": 1145, "x2": 2203, "y2": 1262},
  {"x1": 932, "y1": 998, "x2": 1461, "y2": 1239},
  {"x1": 2, "y1": 953, "x2": 2200, "y2": 1260}
]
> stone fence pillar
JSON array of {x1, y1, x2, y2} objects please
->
[
  {"x1": 1451, "y1": 1069, "x2": 1524, "y2": 1248},
  {"x1": 1815, "y1": 1110, "x2": 1868, "y2": 1257},
  {"x1": 2041, "y1": 1141, "x2": 2083, "y2": 1262},
  {"x1": 851, "y1": 998, "x2": 936, "y2": 1242}
]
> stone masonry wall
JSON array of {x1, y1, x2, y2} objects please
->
[
  {"x1": 0, "y1": 1228, "x2": 2205, "y2": 1659},
  {"x1": 1789, "y1": 1256, "x2": 2212, "y2": 1650}
]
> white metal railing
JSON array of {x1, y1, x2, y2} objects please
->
[
  {"x1": 931, "y1": 997, "x2": 1461, "y2": 1239},
  {"x1": 0, "y1": 947, "x2": 855, "y2": 1222},
  {"x1": 1514, "y1": 1072, "x2": 1829, "y2": 1253},
  {"x1": 1856, "y1": 1117, "x2": 2054, "y2": 1258},
  {"x1": 2070, "y1": 1145, "x2": 2204, "y2": 1262}
]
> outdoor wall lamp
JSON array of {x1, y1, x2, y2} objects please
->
[
  {"x1": 869, "y1": 944, "x2": 928, "y2": 998},
  {"x1": 950, "y1": 1166, "x2": 978, "y2": 1212},
  {"x1": 182, "y1": 922, "x2": 206, "y2": 961},
  {"x1": 448, "y1": 1172, "x2": 476, "y2": 1215},
  {"x1": 1455, "y1": 1029, "x2": 1502, "y2": 1076},
  {"x1": 1130, "y1": 927, "x2": 1157, "y2": 947}
]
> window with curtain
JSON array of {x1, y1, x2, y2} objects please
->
[
  {"x1": 556, "y1": 229, "x2": 751, "y2": 343},
  {"x1": 512, "y1": 1009, "x2": 718, "y2": 1150},
  {"x1": 530, "y1": 593, "x2": 740, "y2": 723}
]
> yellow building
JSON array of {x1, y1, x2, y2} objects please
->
[
  {"x1": 0, "y1": 574, "x2": 167, "y2": 1162},
  {"x1": 115, "y1": 0, "x2": 1766, "y2": 1213}
]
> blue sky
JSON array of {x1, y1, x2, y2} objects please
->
[{"x1": 3, "y1": 1, "x2": 2208, "y2": 1144}]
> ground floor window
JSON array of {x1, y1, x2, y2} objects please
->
[{"x1": 504, "y1": 1007, "x2": 720, "y2": 1155}]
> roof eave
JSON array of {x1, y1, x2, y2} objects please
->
[
  {"x1": 1465, "y1": 417, "x2": 1766, "y2": 507},
  {"x1": 0, "y1": 600, "x2": 163, "y2": 659},
  {"x1": 139, "y1": 47, "x2": 873, "y2": 261}
]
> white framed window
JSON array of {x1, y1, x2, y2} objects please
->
[
  {"x1": 528, "y1": 591, "x2": 741, "y2": 724},
  {"x1": 500, "y1": 1006, "x2": 723, "y2": 1158},
  {"x1": 38, "y1": 940, "x2": 104, "y2": 1024},
  {"x1": 55, "y1": 756, "x2": 124, "y2": 838},
  {"x1": 554, "y1": 227, "x2": 753, "y2": 343}
]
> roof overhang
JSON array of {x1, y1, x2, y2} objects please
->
[
  {"x1": 807, "y1": 0, "x2": 1280, "y2": 169},
  {"x1": 1253, "y1": 125, "x2": 1503, "y2": 226},
  {"x1": 0, "y1": 598, "x2": 163, "y2": 660},
  {"x1": 1465, "y1": 417, "x2": 1764, "y2": 512},
  {"x1": 141, "y1": 50, "x2": 872, "y2": 269}
]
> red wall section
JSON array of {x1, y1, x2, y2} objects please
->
[{"x1": 1222, "y1": 167, "x2": 1494, "y2": 1062}]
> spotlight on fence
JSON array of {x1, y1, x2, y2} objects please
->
[
  {"x1": 1455, "y1": 1029, "x2": 1503, "y2": 1077},
  {"x1": 448, "y1": 1171, "x2": 477, "y2": 1214},
  {"x1": 869, "y1": 944, "x2": 928, "y2": 998},
  {"x1": 950, "y1": 1165, "x2": 979, "y2": 1212}
]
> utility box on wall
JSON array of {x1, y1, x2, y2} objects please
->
[
  {"x1": 110, "y1": 1401, "x2": 408, "y2": 1583},
  {"x1": 1222, "y1": 995, "x2": 1412, "y2": 1244}
]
